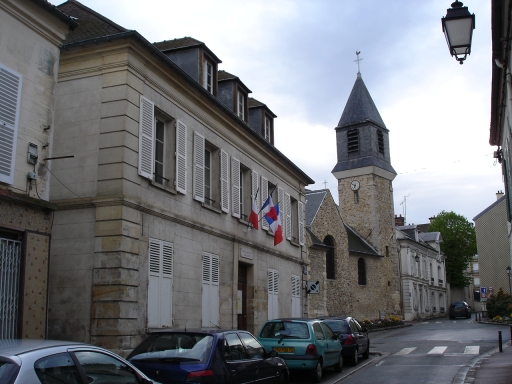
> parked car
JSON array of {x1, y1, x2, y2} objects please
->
[
  {"x1": 0, "y1": 339, "x2": 156, "y2": 384},
  {"x1": 449, "y1": 301, "x2": 471, "y2": 319},
  {"x1": 257, "y1": 318, "x2": 343, "y2": 382},
  {"x1": 128, "y1": 329, "x2": 288, "y2": 384},
  {"x1": 316, "y1": 316, "x2": 370, "y2": 366}
]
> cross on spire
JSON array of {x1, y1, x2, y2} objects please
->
[{"x1": 354, "y1": 51, "x2": 363, "y2": 74}]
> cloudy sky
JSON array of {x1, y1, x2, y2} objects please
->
[{"x1": 61, "y1": 0, "x2": 502, "y2": 225}]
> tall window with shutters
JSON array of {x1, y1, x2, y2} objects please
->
[
  {"x1": 202, "y1": 252, "x2": 220, "y2": 327},
  {"x1": 291, "y1": 274, "x2": 301, "y2": 317},
  {"x1": 193, "y1": 132, "x2": 229, "y2": 212},
  {"x1": 267, "y1": 269, "x2": 279, "y2": 320},
  {"x1": 0, "y1": 64, "x2": 22, "y2": 185},
  {"x1": 148, "y1": 238, "x2": 173, "y2": 328},
  {"x1": 138, "y1": 96, "x2": 187, "y2": 193}
]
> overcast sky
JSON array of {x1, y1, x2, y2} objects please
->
[{"x1": 62, "y1": 0, "x2": 502, "y2": 225}]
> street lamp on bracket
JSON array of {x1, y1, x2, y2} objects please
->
[{"x1": 441, "y1": 1, "x2": 475, "y2": 64}]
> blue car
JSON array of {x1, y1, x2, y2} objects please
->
[
  {"x1": 257, "y1": 318, "x2": 343, "y2": 382},
  {"x1": 128, "y1": 329, "x2": 288, "y2": 383}
]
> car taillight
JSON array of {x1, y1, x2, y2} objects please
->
[
  {"x1": 305, "y1": 344, "x2": 317, "y2": 355},
  {"x1": 343, "y1": 335, "x2": 354, "y2": 345},
  {"x1": 185, "y1": 369, "x2": 213, "y2": 382}
]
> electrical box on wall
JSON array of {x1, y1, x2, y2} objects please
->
[{"x1": 27, "y1": 143, "x2": 38, "y2": 164}]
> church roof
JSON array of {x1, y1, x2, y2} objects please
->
[
  {"x1": 345, "y1": 224, "x2": 380, "y2": 256},
  {"x1": 305, "y1": 189, "x2": 328, "y2": 227},
  {"x1": 337, "y1": 74, "x2": 386, "y2": 129}
]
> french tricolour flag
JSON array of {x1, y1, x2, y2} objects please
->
[
  {"x1": 261, "y1": 192, "x2": 283, "y2": 246},
  {"x1": 248, "y1": 190, "x2": 259, "y2": 230}
]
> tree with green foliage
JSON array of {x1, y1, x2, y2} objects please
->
[
  {"x1": 486, "y1": 288, "x2": 511, "y2": 318},
  {"x1": 428, "y1": 211, "x2": 477, "y2": 288}
]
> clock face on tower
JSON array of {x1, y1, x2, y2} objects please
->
[{"x1": 350, "y1": 180, "x2": 360, "y2": 191}]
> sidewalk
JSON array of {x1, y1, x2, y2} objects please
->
[{"x1": 463, "y1": 340, "x2": 512, "y2": 384}]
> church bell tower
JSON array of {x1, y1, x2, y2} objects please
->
[{"x1": 331, "y1": 59, "x2": 396, "y2": 254}]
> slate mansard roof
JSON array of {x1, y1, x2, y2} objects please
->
[
  {"x1": 56, "y1": 0, "x2": 313, "y2": 185},
  {"x1": 305, "y1": 189, "x2": 380, "y2": 257},
  {"x1": 337, "y1": 74, "x2": 386, "y2": 130}
]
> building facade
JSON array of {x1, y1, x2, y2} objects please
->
[
  {"x1": 0, "y1": 0, "x2": 77, "y2": 339},
  {"x1": 396, "y1": 225, "x2": 447, "y2": 321},
  {"x1": 474, "y1": 193, "x2": 511, "y2": 306},
  {"x1": 49, "y1": 1, "x2": 312, "y2": 355}
]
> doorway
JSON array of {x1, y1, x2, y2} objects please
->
[{"x1": 237, "y1": 264, "x2": 247, "y2": 330}]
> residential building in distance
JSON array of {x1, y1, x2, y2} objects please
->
[
  {"x1": 0, "y1": 0, "x2": 77, "y2": 339},
  {"x1": 49, "y1": 0, "x2": 312, "y2": 355},
  {"x1": 396, "y1": 225, "x2": 447, "y2": 321}
]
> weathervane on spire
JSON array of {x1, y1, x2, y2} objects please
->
[{"x1": 354, "y1": 51, "x2": 363, "y2": 74}]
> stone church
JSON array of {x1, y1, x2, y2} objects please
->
[{"x1": 306, "y1": 68, "x2": 401, "y2": 320}]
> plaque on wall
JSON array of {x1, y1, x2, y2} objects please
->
[{"x1": 240, "y1": 247, "x2": 253, "y2": 260}]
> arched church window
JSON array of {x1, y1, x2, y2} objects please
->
[
  {"x1": 358, "y1": 258, "x2": 366, "y2": 285},
  {"x1": 324, "y1": 236, "x2": 335, "y2": 279},
  {"x1": 347, "y1": 129, "x2": 359, "y2": 153}
]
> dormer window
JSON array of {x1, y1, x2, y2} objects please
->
[
  {"x1": 264, "y1": 117, "x2": 271, "y2": 142},
  {"x1": 204, "y1": 60, "x2": 213, "y2": 93},
  {"x1": 237, "y1": 91, "x2": 244, "y2": 119}
]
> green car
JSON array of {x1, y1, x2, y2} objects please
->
[{"x1": 257, "y1": 318, "x2": 343, "y2": 382}]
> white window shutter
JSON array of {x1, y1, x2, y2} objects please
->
[
  {"x1": 285, "y1": 193, "x2": 292, "y2": 240},
  {"x1": 231, "y1": 157, "x2": 241, "y2": 218},
  {"x1": 277, "y1": 186, "x2": 284, "y2": 227},
  {"x1": 261, "y1": 176, "x2": 269, "y2": 230},
  {"x1": 175, "y1": 120, "x2": 187, "y2": 194},
  {"x1": 0, "y1": 66, "x2": 22, "y2": 185},
  {"x1": 267, "y1": 269, "x2": 279, "y2": 320},
  {"x1": 298, "y1": 201, "x2": 305, "y2": 245},
  {"x1": 202, "y1": 252, "x2": 220, "y2": 327},
  {"x1": 138, "y1": 96, "x2": 154, "y2": 179},
  {"x1": 148, "y1": 238, "x2": 173, "y2": 328},
  {"x1": 220, "y1": 149, "x2": 229, "y2": 213},
  {"x1": 291, "y1": 275, "x2": 301, "y2": 317},
  {"x1": 193, "y1": 132, "x2": 205, "y2": 202},
  {"x1": 251, "y1": 170, "x2": 258, "y2": 204}
]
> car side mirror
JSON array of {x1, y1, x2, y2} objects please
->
[
  {"x1": 270, "y1": 350, "x2": 278, "y2": 358},
  {"x1": 362, "y1": 327, "x2": 368, "y2": 333}
]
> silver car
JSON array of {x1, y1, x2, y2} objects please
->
[{"x1": 0, "y1": 339, "x2": 157, "y2": 384}]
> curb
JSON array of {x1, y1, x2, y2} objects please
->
[{"x1": 367, "y1": 324, "x2": 412, "y2": 333}]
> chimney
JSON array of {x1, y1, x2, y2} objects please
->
[
  {"x1": 395, "y1": 214, "x2": 404, "y2": 226},
  {"x1": 429, "y1": 216, "x2": 436, "y2": 223},
  {"x1": 497, "y1": 190, "x2": 504, "y2": 200}
]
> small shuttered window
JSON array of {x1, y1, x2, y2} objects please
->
[
  {"x1": 202, "y1": 252, "x2": 220, "y2": 327},
  {"x1": 193, "y1": 132, "x2": 205, "y2": 202},
  {"x1": 148, "y1": 238, "x2": 173, "y2": 328},
  {"x1": 231, "y1": 158, "x2": 241, "y2": 218},
  {"x1": 175, "y1": 120, "x2": 187, "y2": 194},
  {"x1": 347, "y1": 128, "x2": 359, "y2": 153},
  {"x1": 267, "y1": 269, "x2": 279, "y2": 320}
]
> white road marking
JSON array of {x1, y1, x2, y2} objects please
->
[
  {"x1": 420, "y1": 322, "x2": 429, "y2": 324},
  {"x1": 464, "y1": 346, "x2": 479, "y2": 354},
  {"x1": 427, "y1": 346, "x2": 447, "y2": 354},
  {"x1": 394, "y1": 347, "x2": 416, "y2": 355}
]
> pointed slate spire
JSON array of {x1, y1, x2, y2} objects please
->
[{"x1": 337, "y1": 74, "x2": 386, "y2": 129}]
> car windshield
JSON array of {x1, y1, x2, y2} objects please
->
[
  {"x1": 323, "y1": 320, "x2": 349, "y2": 334},
  {"x1": 0, "y1": 360, "x2": 20, "y2": 384},
  {"x1": 129, "y1": 333, "x2": 213, "y2": 364},
  {"x1": 260, "y1": 321, "x2": 310, "y2": 339}
]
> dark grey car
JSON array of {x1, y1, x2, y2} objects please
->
[{"x1": 449, "y1": 301, "x2": 471, "y2": 319}]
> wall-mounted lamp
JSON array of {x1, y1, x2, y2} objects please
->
[{"x1": 441, "y1": 1, "x2": 475, "y2": 64}]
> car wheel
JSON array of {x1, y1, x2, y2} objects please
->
[
  {"x1": 362, "y1": 342, "x2": 370, "y2": 359},
  {"x1": 334, "y1": 354, "x2": 343, "y2": 372},
  {"x1": 350, "y1": 348, "x2": 358, "y2": 366},
  {"x1": 311, "y1": 361, "x2": 322, "y2": 383},
  {"x1": 277, "y1": 371, "x2": 288, "y2": 384}
]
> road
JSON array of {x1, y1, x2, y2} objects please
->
[{"x1": 289, "y1": 317, "x2": 511, "y2": 384}]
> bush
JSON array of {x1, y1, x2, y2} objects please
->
[
  {"x1": 360, "y1": 316, "x2": 404, "y2": 329},
  {"x1": 487, "y1": 288, "x2": 511, "y2": 319}
]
